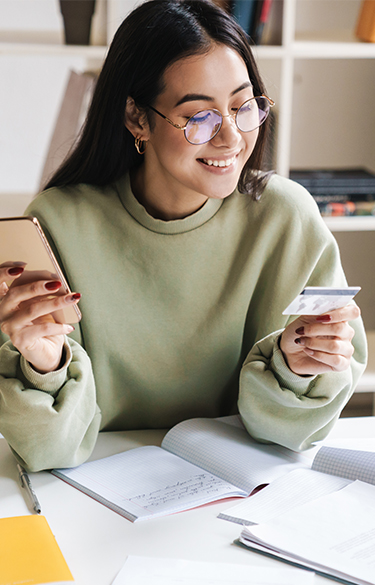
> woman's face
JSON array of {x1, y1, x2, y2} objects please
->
[{"x1": 139, "y1": 44, "x2": 259, "y2": 218}]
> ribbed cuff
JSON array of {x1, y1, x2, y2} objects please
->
[
  {"x1": 20, "y1": 339, "x2": 72, "y2": 394},
  {"x1": 270, "y1": 335, "x2": 316, "y2": 395}
]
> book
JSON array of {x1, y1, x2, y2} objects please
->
[
  {"x1": 261, "y1": 0, "x2": 283, "y2": 46},
  {"x1": 319, "y1": 200, "x2": 375, "y2": 217},
  {"x1": 51, "y1": 416, "x2": 303, "y2": 522},
  {"x1": 290, "y1": 168, "x2": 375, "y2": 200},
  {"x1": 237, "y1": 480, "x2": 375, "y2": 585},
  {"x1": 219, "y1": 445, "x2": 375, "y2": 526},
  {"x1": 0, "y1": 515, "x2": 73, "y2": 585},
  {"x1": 356, "y1": 0, "x2": 375, "y2": 43},
  {"x1": 251, "y1": 0, "x2": 273, "y2": 45},
  {"x1": 38, "y1": 70, "x2": 97, "y2": 192},
  {"x1": 231, "y1": 0, "x2": 258, "y2": 35}
]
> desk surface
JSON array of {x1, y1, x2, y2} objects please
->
[{"x1": 1, "y1": 417, "x2": 374, "y2": 585}]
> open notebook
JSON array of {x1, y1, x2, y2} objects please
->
[{"x1": 52, "y1": 416, "x2": 304, "y2": 522}]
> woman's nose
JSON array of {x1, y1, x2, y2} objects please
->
[{"x1": 211, "y1": 113, "x2": 240, "y2": 147}]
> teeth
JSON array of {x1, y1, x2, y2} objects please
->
[{"x1": 203, "y1": 156, "x2": 236, "y2": 167}]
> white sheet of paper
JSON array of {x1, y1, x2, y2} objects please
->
[
  {"x1": 219, "y1": 467, "x2": 350, "y2": 525},
  {"x1": 242, "y1": 481, "x2": 375, "y2": 584},
  {"x1": 220, "y1": 438, "x2": 375, "y2": 526},
  {"x1": 111, "y1": 556, "x2": 315, "y2": 585}
]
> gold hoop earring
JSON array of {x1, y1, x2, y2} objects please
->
[{"x1": 135, "y1": 136, "x2": 148, "y2": 155}]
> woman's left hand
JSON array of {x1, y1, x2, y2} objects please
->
[{"x1": 279, "y1": 304, "x2": 361, "y2": 376}]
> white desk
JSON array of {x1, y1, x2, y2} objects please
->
[{"x1": 1, "y1": 418, "x2": 374, "y2": 585}]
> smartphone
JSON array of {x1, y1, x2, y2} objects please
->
[
  {"x1": 0, "y1": 216, "x2": 81, "y2": 324},
  {"x1": 283, "y1": 286, "x2": 361, "y2": 316}
]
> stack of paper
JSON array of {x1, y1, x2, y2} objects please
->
[{"x1": 238, "y1": 481, "x2": 375, "y2": 585}]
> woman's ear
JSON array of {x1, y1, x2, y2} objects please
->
[{"x1": 124, "y1": 97, "x2": 150, "y2": 140}]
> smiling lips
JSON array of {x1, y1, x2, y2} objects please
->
[{"x1": 201, "y1": 154, "x2": 237, "y2": 168}]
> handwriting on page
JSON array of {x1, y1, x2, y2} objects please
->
[{"x1": 128, "y1": 473, "x2": 230, "y2": 510}]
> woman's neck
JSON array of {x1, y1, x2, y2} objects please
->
[{"x1": 130, "y1": 166, "x2": 208, "y2": 221}]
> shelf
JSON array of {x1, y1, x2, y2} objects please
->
[
  {"x1": 0, "y1": 41, "x2": 108, "y2": 59},
  {"x1": 252, "y1": 45, "x2": 285, "y2": 60},
  {"x1": 255, "y1": 39, "x2": 375, "y2": 61},
  {"x1": 323, "y1": 217, "x2": 375, "y2": 232},
  {"x1": 292, "y1": 39, "x2": 375, "y2": 59}
]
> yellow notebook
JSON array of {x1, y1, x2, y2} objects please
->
[{"x1": 0, "y1": 515, "x2": 74, "y2": 585}]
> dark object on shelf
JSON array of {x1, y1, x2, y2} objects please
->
[
  {"x1": 232, "y1": 0, "x2": 282, "y2": 46},
  {"x1": 231, "y1": 0, "x2": 258, "y2": 35},
  {"x1": 59, "y1": 0, "x2": 96, "y2": 45},
  {"x1": 290, "y1": 168, "x2": 375, "y2": 201},
  {"x1": 250, "y1": 0, "x2": 273, "y2": 45}
]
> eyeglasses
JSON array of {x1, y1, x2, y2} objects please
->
[{"x1": 148, "y1": 95, "x2": 275, "y2": 145}]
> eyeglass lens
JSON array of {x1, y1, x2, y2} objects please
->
[{"x1": 185, "y1": 96, "x2": 271, "y2": 145}]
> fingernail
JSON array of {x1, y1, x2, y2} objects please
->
[
  {"x1": 8, "y1": 266, "x2": 24, "y2": 276},
  {"x1": 295, "y1": 327, "x2": 305, "y2": 335},
  {"x1": 65, "y1": 325, "x2": 75, "y2": 333},
  {"x1": 316, "y1": 315, "x2": 332, "y2": 322},
  {"x1": 45, "y1": 280, "x2": 62, "y2": 291},
  {"x1": 67, "y1": 293, "x2": 81, "y2": 302}
]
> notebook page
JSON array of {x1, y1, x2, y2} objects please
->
[
  {"x1": 219, "y1": 467, "x2": 351, "y2": 525},
  {"x1": 162, "y1": 418, "x2": 306, "y2": 493},
  {"x1": 53, "y1": 446, "x2": 247, "y2": 522},
  {"x1": 312, "y1": 447, "x2": 375, "y2": 485}
]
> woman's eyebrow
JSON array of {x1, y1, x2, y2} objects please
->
[
  {"x1": 231, "y1": 81, "x2": 252, "y2": 96},
  {"x1": 173, "y1": 82, "x2": 252, "y2": 108},
  {"x1": 174, "y1": 93, "x2": 214, "y2": 107}
]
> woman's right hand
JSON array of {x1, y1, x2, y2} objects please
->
[{"x1": 0, "y1": 264, "x2": 81, "y2": 374}]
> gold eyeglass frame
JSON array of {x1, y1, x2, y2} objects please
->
[{"x1": 148, "y1": 95, "x2": 275, "y2": 144}]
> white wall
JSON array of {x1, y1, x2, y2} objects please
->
[
  {"x1": 0, "y1": 0, "x2": 62, "y2": 32},
  {"x1": 0, "y1": 0, "x2": 102, "y2": 216}
]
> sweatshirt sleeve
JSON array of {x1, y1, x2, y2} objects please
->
[
  {"x1": 237, "y1": 176, "x2": 368, "y2": 452},
  {"x1": 0, "y1": 337, "x2": 101, "y2": 472},
  {"x1": 238, "y1": 315, "x2": 367, "y2": 452}
]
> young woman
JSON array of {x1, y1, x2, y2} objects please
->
[{"x1": 0, "y1": 0, "x2": 366, "y2": 471}]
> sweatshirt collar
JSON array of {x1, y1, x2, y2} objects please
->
[{"x1": 116, "y1": 174, "x2": 223, "y2": 235}]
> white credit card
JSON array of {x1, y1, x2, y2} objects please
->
[{"x1": 283, "y1": 286, "x2": 361, "y2": 316}]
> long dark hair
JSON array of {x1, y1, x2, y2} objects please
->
[{"x1": 44, "y1": 0, "x2": 271, "y2": 199}]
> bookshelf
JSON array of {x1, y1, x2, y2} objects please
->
[
  {"x1": 1, "y1": 0, "x2": 374, "y2": 407},
  {"x1": 1, "y1": 0, "x2": 374, "y2": 185}
]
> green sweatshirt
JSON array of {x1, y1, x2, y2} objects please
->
[{"x1": 0, "y1": 174, "x2": 367, "y2": 471}]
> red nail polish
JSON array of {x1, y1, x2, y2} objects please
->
[
  {"x1": 316, "y1": 315, "x2": 332, "y2": 322},
  {"x1": 45, "y1": 280, "x2": 62, "y2": 291},
  {"x1": 8, "y1": 266, "x2": 24, "y2": 276},
  {"x1": 295, "y1": 327, "x2": 305, "y2": 335},
  {"x1": 69, "y1": 293, "x2": 81, "y2": 301}
]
